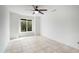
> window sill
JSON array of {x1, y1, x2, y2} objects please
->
[{"x1": 19, "y1": 31, "x2": 33, "y2": 33}]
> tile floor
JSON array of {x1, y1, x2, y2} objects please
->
[{"x1": 5, "y1": 36, "x2": 79, "y2": 53}]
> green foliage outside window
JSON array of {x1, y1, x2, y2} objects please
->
[{"x1": 21, "y1": 19, "x2": 32, "y2": 32}]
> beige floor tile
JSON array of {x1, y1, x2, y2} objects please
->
[{"x1": 5, "y1": 36, "x2": 79, "y2": 53}]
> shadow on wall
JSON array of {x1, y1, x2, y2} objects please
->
[{"x1": 0, "y1": 6, "x2": 9, "y2": 52}]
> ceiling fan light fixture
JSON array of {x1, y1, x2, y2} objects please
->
[
  {"x1": 34, "y1": 11, "x2": 38, "y2": 14},
  {"x1": 32, "y1": 5, "x2": 47, "y2": 15}
]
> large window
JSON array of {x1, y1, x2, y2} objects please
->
[{"x1": 21, "y1": 19, "x2": 32, "y2": 32}]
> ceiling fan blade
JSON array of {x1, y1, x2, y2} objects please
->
[
  {"x1": 51, "y1": 9, "x2": 56, "y2": 12},
  {"x1": 33, "y1": 12, "x2": 35, "y2": 14},
  {"x1": 39, "y1": 11, "x2": 44, "y2": 14},
  {"x1": 39, "y1": 9, "x2": 47, "y2": 11},
  {"x1": 32, "y1": 5, "x2": 38, "y2": 9},
  {"x1": 32, "y1": 5, "x2": 36, "y2": 10}
]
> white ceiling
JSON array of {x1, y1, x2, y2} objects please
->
[
  {"x1": 8, "y1": 5, "x2": 79, "y2": 16},
  {"x1": 7, "y1": 5, "x2": 56, "y2": 16}
]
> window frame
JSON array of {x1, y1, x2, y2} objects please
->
[{"x1": 20, "y1": 19, "x2": 32, "y2": 33}]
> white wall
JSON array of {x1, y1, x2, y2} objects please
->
[
  {"x1": 10, "y1": 12, "x2": 40, "y2": 39},
  {"x1": 41, "y1": 5, "x2": 79, "y2": 49},
  {"x1": 0, "y1": 6, "x2": 9, "y2": 52},
  {"x1": 10, "y1": 12, "x2": 19, "y2": 39},
  {"x1": 33, "y1": 16, "x2": 40, "y2": 35}
]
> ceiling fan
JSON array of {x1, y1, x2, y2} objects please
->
[{"x1": 32, "y1": 5, "x2": 47, "y2": 15}]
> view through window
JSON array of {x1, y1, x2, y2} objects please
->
[{"x1": 21, "y1": 19, "x2": 32, "y2": 32}]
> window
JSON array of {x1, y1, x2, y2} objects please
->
[{"x1": 21, "y1": 19, "x2": 32, "y2": 32}]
